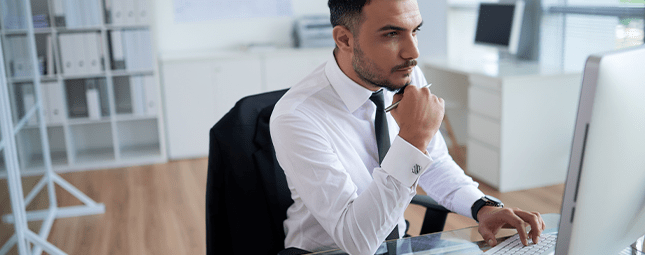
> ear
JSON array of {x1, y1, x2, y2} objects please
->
[{"x1": 332, "y1": 25, "x2": 354, "y2": 53}]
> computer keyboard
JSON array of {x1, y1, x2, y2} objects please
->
[{"x1": 483, "y1": 233, "x2": 557, "y2": 255}]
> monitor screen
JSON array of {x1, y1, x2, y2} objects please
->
[
  {"x1": 556, "y1": 45, "x2": 645, "y2": 254},
  {"x1": 474, "y1": 1, "x2": 524, "y2": 54}
]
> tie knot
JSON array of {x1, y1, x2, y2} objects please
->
[{"x1": 369, "y1": 90, "x2": 385, "y2": 111}]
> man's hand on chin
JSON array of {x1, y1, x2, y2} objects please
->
[{"x1": 477, "y1": 206, "x2": 546, "y2": 247}]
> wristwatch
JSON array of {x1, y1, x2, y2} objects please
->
[{"x1": 471, "y1": 195, "x2": 504, "y2": 222}]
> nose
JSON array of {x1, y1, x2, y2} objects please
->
[{"x1": 400, "y1": 34, "x2": 420, "y2": 60}]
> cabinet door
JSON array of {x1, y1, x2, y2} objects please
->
[
  {"x1": 264, "y1": 51, "x2": 328, "y2": 91},
  {"x1": 161, "y1": 58, "x2": 262, "y2": 160},
  {"x1": 212, "y1": 59, "x2": 263, "y2": 120},
  {"x1": 161, "y1": 60, "x2": 216, "y2": 159}
]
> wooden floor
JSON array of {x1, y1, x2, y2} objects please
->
[{"x1": 0, "y1": 157, "x2": 564, "y2": 254}]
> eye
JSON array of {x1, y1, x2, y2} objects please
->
[{"x1": 385, "y1": 31, "x2": 398, "y2": 37}]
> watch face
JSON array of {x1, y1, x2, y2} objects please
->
[{"x1": 483, "y1": 195, "x2": 504, "y2": 207}]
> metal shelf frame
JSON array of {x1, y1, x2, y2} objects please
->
[{"x1": 0, "y1": 0, "x2": 105, "y2": 254}]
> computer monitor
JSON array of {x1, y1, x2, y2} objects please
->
[
  {"x1": 555, "y1": 45, "x2": 645, "y2": 254},
  {"x1": 474, "y1": 1, "x2": 525, "y2": 55}
]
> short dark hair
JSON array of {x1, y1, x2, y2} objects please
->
[{"x1": 328, "y1": 0, "x2": 371, "y2": 34}]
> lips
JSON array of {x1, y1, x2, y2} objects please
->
[{"x1": 392, "y1": 60, "x2": 417, "y2": 73}]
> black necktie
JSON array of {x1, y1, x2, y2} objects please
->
[
  {"x1": 369, "y1": 90, "x2": 391, "y2": 164},
  {"x1": 369, "y1": 90, "x2": 399, "y2": 241}
]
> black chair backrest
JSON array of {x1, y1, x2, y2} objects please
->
[{"x1": 206, "y1": 89, "x2": 291, "y2": 255}]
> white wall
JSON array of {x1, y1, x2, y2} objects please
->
[{"x1": 151, "y1": 0, "x2": 330, "y2": 53}]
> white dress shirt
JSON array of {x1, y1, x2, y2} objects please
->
[{"x1": 270, "y1": 52, "x2": 484, "y2": 255}]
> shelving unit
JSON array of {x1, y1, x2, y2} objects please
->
[
  {"x1": 1, "y1": 0, "x2": 165, "y2": 254},
  {"x1": 0, "y1": 0, "x2": 166, "y2": 178}
]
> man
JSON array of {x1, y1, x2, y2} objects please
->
[{"x1": 270, "y1": 0, "x2": 545, "y2": 254}]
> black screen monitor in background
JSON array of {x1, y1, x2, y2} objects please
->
[{"x1": 474, "y1": 1, "x2": 525, "y2": 55}]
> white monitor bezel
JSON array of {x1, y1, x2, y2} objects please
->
[{"x1": 474, "y1": 1, "x2": 525, "y2": 55}]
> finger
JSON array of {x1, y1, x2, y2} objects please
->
[
  {"x1": 505, "y1": 211, "x2": 529, "y2": 246},
  {"x1": 479, "y1": 226, "x2": 499, "y2": 247},
  {"x1": 516, "y1": 210, "x2": 542, "y2": 244},
  {"x1": 392, "y1": 93, "x2": 403, "y2": 104},
  {"x1": 533, "y1": 211, "x2": 546, "y2": 231}
]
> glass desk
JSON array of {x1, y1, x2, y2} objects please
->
[{"x1": 311, "y1": 214, "x2": 645, "y2": 255}]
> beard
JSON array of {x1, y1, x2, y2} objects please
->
[{"x1": 351, "y1": 42, "x2": 417, "y2": 92}]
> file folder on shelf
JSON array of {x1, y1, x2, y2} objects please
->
[
  {"x1": 86, "y1": 79, "x2": 101, "y2": 120},
  {"x1": 130, "y1": 76, "x2": 145, "y2": 115},
  {"x1": 110, "y1": 0, "x2": 125, "y2": 25},
  {"x1": 47, "y1": 81, "x2": 65, "y2": 124},
  {"x1": 143, "y1": 75, "x2": 157, "y2": 116},
  {"x1": 21, "y1": 84, "x2": 38, "y2": 125},
  {"x1": 110, "y1": 30, "x2": 126, "y2": 70},
  {"x1": 139, "y1": 30, "x2": 154, "y2": 70},
  {"x1": 53, "y1": 0, "x2": 65, "y2": 26},
  {"x1": 40, "y1": 81, "x2": 64, "y2": 124},
  {"x1": 123, "y1": 30, "x2": 138, "y2": 71},
  {"x1": 124, "y1": 0, "x2": 136, "y2": 24},
  {"x1": 84, "y1": 33, "x2": 102, "y2": 74},
  {"x1": 58, "y1": 33, "x2": 76, "y2": 75},
  {"x1": 136, "y1": 0, "x2": 149, "y2": 24},
  {"x1": 46, "y1": 35, "x2": 55, "y2": 75}
]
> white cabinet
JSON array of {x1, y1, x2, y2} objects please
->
[
  {"x1": 466, "y1": 71, "x2": 582, "y2": 192},
  {"x1": 160, "y1": 56, "x2": 262, "y2": 159},
  {"x1": 264, "y1": 49, "x2": 329, "y2": 91},
  {"x1": 160, "y1": 48, "x2": 330, "y2": 160},
  {"x1": 425, "y1": 58, "x2": 583, "y2": 191}
]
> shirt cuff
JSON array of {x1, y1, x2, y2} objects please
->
[
  {"x1": 451, "y1": 185, "x2": 485, "y2": 219},
  {"x1": 381, "y1": 136, "x2": 433, "y2": 187}
]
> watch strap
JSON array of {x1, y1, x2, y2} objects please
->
[{"x1": 471, "y1": 196, "x2": 503, "y2": 222}]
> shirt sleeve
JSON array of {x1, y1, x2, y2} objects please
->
[
  {"x1": 418, "y1": 130, "x2": 485, "y2": 219},
  {"x1": 411, "y1": 65, "x2": 484, "y2": 219},
  {"x1": 271, "y1": 111, "x2": 431, "y2": 255}
]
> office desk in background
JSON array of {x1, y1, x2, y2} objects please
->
[{"x1": 423, "y1": 58, "x2": 582, "y2": 192}]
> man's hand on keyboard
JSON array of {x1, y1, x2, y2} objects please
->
[{"x1": 477, "y1": 207, "x2": 546, "y2": 247}]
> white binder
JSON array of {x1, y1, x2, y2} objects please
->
[
  {"x1": 123, "y1": 0, "x2": 136, "y2": 24},
  {"x1": 136, "y1": 0, "x2": 149, "y2": 24},
  {"x1": 123, "y1": 30, "x2": 139, "y2": 71},
  {"x1": 111, "y1": 0, "x2": 125, "y2": 25},
  {"x1": 58, "y1": 33, "x2": 76, "y2": 75},
  {"x1": 130, "y1": 76, "x2": 145, "y2": 115},
  {"x1": 139, "y1": 30, "x2": 154, "y2": 70},
  {"x1": 40, "y1": 82, "x2": 52, "y2": 124},
  {"x1": 52, "y1": 0, "x2": 65, "y2": 17},
  {"x1": 110, "y1": 30, "x2": 125, "y2": 65},
  {"x1": 63, "y1": 0, "x2": 78, "y2": 28},
  {"x1": 86, "y1": 79, "x2": 101, "y2": 120},
  {"x1": 48, "y1": 82, "x2": 65, "y2": 124},
  {"x1": 143, "y1": 75, "x2": 157, "y2": 116},
  {"x1": 84, "y1": 33, "x2": 102, "y2": 74},
  {"x1": 12, "y1": 36, "x2": 31, "y2": 77},
  {"x1": 22, "y1": 85, "x2": 38, "y2": 125},
  {"x1": 89, "y1": 0, "x2": 102, "y2": 26}
]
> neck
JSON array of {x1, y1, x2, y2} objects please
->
[{"x1": 333, "y1": 49, "x2": 380, "y2": 92}]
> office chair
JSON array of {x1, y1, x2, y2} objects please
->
[{"x1": 206, "y1": 89, "x2": 451, "y2": 255}]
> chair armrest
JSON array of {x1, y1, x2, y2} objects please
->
[
  {"x1": 410, "y1": 194, "x2": 452, "y2": 235},
  {"x1": 410, "y1": 194, "x2": 450, "y2": 213}
]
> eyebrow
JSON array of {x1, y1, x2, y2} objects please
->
[{"x1": 377, "y1": 21, "x2": 423, "y2": 32}]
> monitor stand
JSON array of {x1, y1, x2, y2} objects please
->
[{"x1": 498, "y1": 50, "x2": 517, "y2": 63}]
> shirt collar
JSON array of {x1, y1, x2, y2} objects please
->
[{"x1": 325, "y1": 51, "x2": 376, "y2": 113}]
